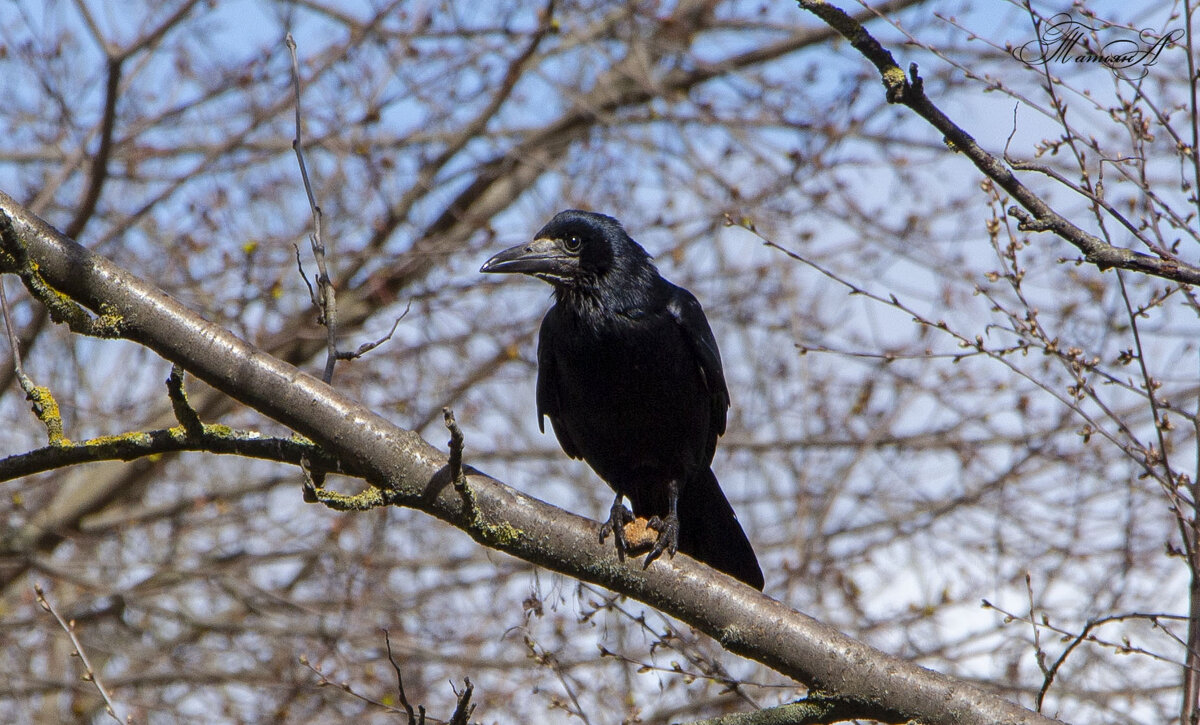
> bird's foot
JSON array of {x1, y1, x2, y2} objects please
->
[
  {"x1": 599, "y1": 498, "x2": 634, "y2": 561},
  {"x1": 643, "y1": 511, "x2": 679, "y2": 569}
]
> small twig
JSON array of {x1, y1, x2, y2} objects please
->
[
  {"x1": 1027, "y1": 606, "x2": 1196, "y2": 712},
  {"x1": 337, "y1": 301, "x2": 410, "y2": 361},
  {"x1": 442, "y1": 407, "x2": 480, "y2": 533},
  {"x1": 1, "y1": 276, "x2": 68, "y2": 444},
  {"x1": 443, "y1": 406, "x2": 466, "y2": 490},
  {"x1": 0, "y1": 276, "x2": 33, "y2": 394},
  {"x1": 1006, "y1": 158, "x2": 1159, "y2": 256},
  {"x1": 299, "y1": 455, "x2": 322, "y2": 503},
  {"x1": 743, "y1": 213, "x2": 1176, "y2": 496},
  {"x1": 1036, "y1": 622, "x2": 1093, "y2": 712},
  {"x1": 293, "y1": 242, "x2": 318, "y2": 308},
  {"x1": 302, "y1": 636, "x2": 474, "y2": 724},
  {"x1": 1117, "y1": 271, "x2": 1179, "y2": 505},
  {"x1": 286, "y1": 33, "x2": 340, "y2": 384},
  {"x1": 985, "y1": 599, "x2": 1189, "y2": 668},
  {"x1": 1115, "y1": 271, "x2": 1196, "y2": 575},
  {"x1": 1007, "y1": 205, "x2": 1054, "y2": 233},
  {"x1": 1186, "y1": 0, "x2": 1200, "y2": 227},
  {"x1": 298, "y1": 653, "x2": 407, "y2": 716},
  {"x1": 448, "y1": 677, "x2": 475, "y2": 725},
  {"x1": 165, "y1": 364, "x2": 204, "y2": 437},
  {"x1": 34, "y1": 583, "x2": 125, "y2": 724},
  {"x1": 522, "y1": 631, "x2": 593, "y2": 723},
  {"x1": 63, "y1": 56, "x2": 123, "y2": 241},
  {"x1": 1025, "y1": 572, "x2": 1050, "y2": 708},
  {"x1": 384, "y1": 629, "x2": 424, "y2": 725}
]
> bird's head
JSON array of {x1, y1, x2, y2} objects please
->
[{"x1": 479, "y1": 210, "x2": 653, "y2": 290}]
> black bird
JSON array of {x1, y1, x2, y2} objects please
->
[{"x1": 480, "y1": 210, "x2": 763, "y2": 590}]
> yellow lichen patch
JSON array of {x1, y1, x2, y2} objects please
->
[
  {"x1": 26, "y1": 385, "x2": 69, "y2": 445},
  {"x1": 312, "y1": 485, "x2": 389, "y2": 511},
  {"x1": 881, "y1": 65, "x2": 907, "y2": 91},
  {"x1": 92, "y1": 307, "x2": 127, "y2": 337},
  {"x1": 82, "y1": 431, "x2": 154, "y2": 448},
  {"x1": 476, "y1": 520, "x2": 522, "y2": 547},
  {"x1": 4, "y1": 229, "x2": 126, "y2": 338}
]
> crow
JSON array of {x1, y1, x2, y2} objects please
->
[{"x1": 480, "y1": 210, "x2": 763, "y2": 589}]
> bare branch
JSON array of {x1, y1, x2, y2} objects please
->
[
  {"x1": 166, "y1": 364, "x2": 204, "y2": 437},
  {"x1": 298, "y1": 652, "x2": 409, "y2": 717},
  {"x1": 286, "y1": 33, "x2": 340, "y2": 385},
  {"x1": 444, "y1": 406, "x2": 466, "y2": 491},
  {"x1": 0, "y1": 423, "x2": 347, "y2": 483},
  {"x1": 337, "y1": 301, "x2": 409, "y2": 361},
  {"x1": 795, "y1": 0, "x2": 1200, "y2": 286},
  {"x1": 63, "y1": 57, "x2": 121, "y2": 242},
  {"x1": 1, "y1": 273, "x2": 68, "y2": 445},
  {"x1": 383, "y1": 629, "x2": 422, "y2": 725},
  {"x1": 34, "y1": 583, "x2": 125, "y2": 724}
]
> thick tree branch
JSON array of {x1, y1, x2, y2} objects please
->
[
  {"x1": 0, "y1": 192, "x2": 1059, "y2": 725},
  {"x1": 689, "y1": 693, "x2": 908, "y2": 725},
  {"x1": 795, "y1": 0, "x2": 1200, "y2": 286}
]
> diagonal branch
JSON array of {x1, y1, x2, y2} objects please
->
[
  {"x1": 795, "y1": 0, "x2": 1200, "y2": 286},
  {"x1": 63, "y1": 56, "x2": 122, "y2": 242},
  {"x1": 34, "y1": 582, "x2": 124, "y2": 724},
  {"x1": 0, "y1": 189, "x2": 1060, "y2": 725}
]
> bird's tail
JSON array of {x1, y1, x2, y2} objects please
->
[{"x1": 676, "y1": 469, "x2": 764, "y2": 590}]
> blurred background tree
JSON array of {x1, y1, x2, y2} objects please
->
[{"x1": 0, "y1": 0, "x2": 1194, "y2": 722}]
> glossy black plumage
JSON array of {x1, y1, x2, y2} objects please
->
[{"x1": 481, "y1": 210, "x2": 763, "y2": 589}]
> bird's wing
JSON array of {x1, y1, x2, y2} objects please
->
[
  {"x1": 536, "y1": 306, "x2": 583, "y2": 459},
  {"x1": 667, "y1": 286, "x2": 729, "y2": 437}
]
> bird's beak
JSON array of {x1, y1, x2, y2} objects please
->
[{"x1": 480, "y1": 238, "x2": 578, "y2": 280}]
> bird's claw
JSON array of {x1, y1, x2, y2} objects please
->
[
  {"x1": 643, "y1": 512, "x2": 679, "y2": 569},
  {"x1": 599, "y1": 499, "x2": 634, "y2": 561}
]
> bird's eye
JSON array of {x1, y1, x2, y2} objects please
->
[{"x1": 563, "y1": 236, "x2": 582, "y2": 253}]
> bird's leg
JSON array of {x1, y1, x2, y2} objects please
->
[
  {"x1": 644, "y1": 479, "x2": 680, "y2": 568},
  {"x1": 598, "y1": 493, "x2": 633, "y2": 561}
]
